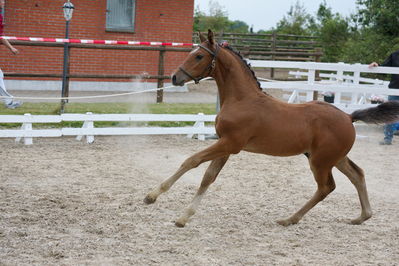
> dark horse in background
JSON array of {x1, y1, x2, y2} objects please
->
[{"x1": 145, "y1": 30, "x2": 399, "y2": 227}]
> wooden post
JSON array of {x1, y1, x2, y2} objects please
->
[
  {"x1": 270, "y1": 31, "x2": 276, "y2": 79},
  {"x1": 313, "y1": 47, "x2": 322, "y2": 100},
  {"x1": 60, "y1": 44, "x2": 71, "y2": 113},
  {"x1": 156, "y1": 46, "x2": 165, "y2": 103},
  {"x1": 243, "y1": 45, "x2": 250, "y2": 58},
  {"x1": 218, "y1": 31, "x2": 224, "y2": 42}
]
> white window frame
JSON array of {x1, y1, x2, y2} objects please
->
[{"x1": 106, "y1": 0, "x2": 136, "y2": 33}]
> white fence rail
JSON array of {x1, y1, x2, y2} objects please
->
[
  {"x1": 288, "y1": 71, "x2": 389, "y2": 86},
  {"x1": 1, "y1": 61, "x2": 398, "y2": 144},
  {"x1": 0, "y1": 113, "x2": 216, "y2": 145},
  {"x1": 251, "y1": 60, "x2": 399, "y2": 113}
]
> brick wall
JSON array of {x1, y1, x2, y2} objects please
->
[{"x1": 0, "y1": 0, "x2": 194, "y2": 82}]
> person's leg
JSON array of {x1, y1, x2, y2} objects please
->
[
  {"x1": 382, "y1": 123, "x2": 394, "y2": 144},
  {"x1": 0, "y1": 68, "x2": 14, "y2": 105},
  {"x1": 380, "y1": 95, "x2": 399, "y2": 144},
  {"x1": 389, "y1": 95, "x2": 399, "y2": 102},
  {"x1": 0, "y1": 68, "x2": 22, "y2": 108},
  {"x1": 393, "y1": 122, "x2": 399, "y2": 135}
]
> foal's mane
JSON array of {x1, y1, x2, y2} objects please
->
[{"x1": 220, "y1": 44, "x2": 262, "y2": 91}]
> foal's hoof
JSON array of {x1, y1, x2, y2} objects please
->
[
  {"x1": 350, "y1": 213, "x2": 372, "y2": 225},
  {"x1": 277, "y1": 218, "x2": 298, "y2": 227},
  {"x1": 174, "y1": 221, "x2": 186, "y2": 228},
  {"x1": 350, "y1": 218, "x2": 363, "y2": 225},
  {"x1": 143, "y1": 195, "x2": 156, "y2": 204},
  {"x1": 174, "y1": 217, "x2": 188, "y2": 228}
]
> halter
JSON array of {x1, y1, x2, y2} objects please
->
[{"x1": 179, "y1": 43, "x2": 220, "y2": 84}]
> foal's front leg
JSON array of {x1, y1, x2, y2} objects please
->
[
  {"x1": 175, "y1": 155, "x2": 229, "y2": 227},
  {"x1": 144, "y1": 139, "x2": 231, "y2": 205}
]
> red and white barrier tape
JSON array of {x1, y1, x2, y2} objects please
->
[{"x1": 1, "y1": 36, "x2": 197, "y2": 47}]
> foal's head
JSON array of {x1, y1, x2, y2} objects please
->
[{"x1": 172, "y1": 30, "x2": 219, "y2": 86}]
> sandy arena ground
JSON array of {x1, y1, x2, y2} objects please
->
[{"x1": 0, "y1": 131, "x2": 398, "y2": 265}]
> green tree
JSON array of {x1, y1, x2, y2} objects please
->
[
  {"x1": 228, "y1": 20, "x2": 249, "y2": 33},
  {"x1": 341, "y1": 0, "x2": 399, "y2": 64},
  {"x1": 319, "y1": 17, "x2": 349, "y2": 62},
  {"x1": 312, "y1": 1, "x2": 350, "y2": 62},
  {"x1": 193, "y1": 1, "x2": 233, "y2": 32},
  {"x1": 355, "y1": 0, "x2": 399, "y2": 36},
  {"x1": 342, "y1": 31, "x2": 399, "y2": 64},
  {"x1": 275, "y1": 1, "x2": 312, "y2": 35}
]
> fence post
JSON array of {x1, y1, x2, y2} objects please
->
[
  {"x1": 187, "y1": 113, "x2": 206, "y2": 140},
  {"x1": 15, "y1": 113, "x2": 33, "y2": 145},
  {"x1": 313, "y1": 47, "x2": 322, "y2": 100},
  {"x1": 270, "y1": 31, "x2": 276, "y2": 79},
  {"x1": 197, "y1": 113, "x2": 205, "y2": 141},
  {"x1": 76, "y1": 112, "x2": 94, "y2": 144},
  {"x1": 334, "y1": 62, "x2": 344, "y2": 104},
  {"x1": 307, "y1": 69, "x2": 316, "y2": 101},
  {"x1": 156, "y1": 46, "x2": 166, "y2": 103},
  {"x1": 61, "y1": 24, "x2": 71, "y2": 114},
  {"x1": 352, "y1": 63, "x2": 361, "y2": 104},
  {"x1": 243, "y1": 45, "x2": 250, "y2": 58},
  {"x1": 218, "y1": 31, "x2": 224, "y2": 44}
]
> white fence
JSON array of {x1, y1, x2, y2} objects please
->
[
  {"x1": 0, "y1": 113, "x2": 216, "y2": 145},
  {"x1": 1, "y1": 61, "x2": 399, "y2": 144},
  {"x1": 252, "y1": 60, "x2": 399, "y2": 113}
]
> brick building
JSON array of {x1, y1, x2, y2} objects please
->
[{"x1": 0, "y1": 0, "x2": 194, "y2": 91}]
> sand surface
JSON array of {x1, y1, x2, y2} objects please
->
[{"x1": 1, "y1": 133, "x2": 398, "y2": 265}]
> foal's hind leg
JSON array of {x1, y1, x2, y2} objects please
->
[
  {"x1": 175, "y1": 155, "x2": 229, "y2": 227},
  {"x1": 335, "y1": 157, "x2": 372, "y2": 224},
  {"x1": 144, "y1": 139, "x2": 232, "y2": 204},
  {"x1": 277, "y1": 163, "x2": 336, "y2": 226}
]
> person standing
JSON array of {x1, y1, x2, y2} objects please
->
[
  {"x1": 369, "y1": 49, "x2": 399, "y2": 145},
  {"x1": 0, "y1": 0, "x2": 22, "y2": 109}
]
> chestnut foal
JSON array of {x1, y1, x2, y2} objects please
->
[{"x1": 144, "y1": 30, "x2": 399, "y2": 227}]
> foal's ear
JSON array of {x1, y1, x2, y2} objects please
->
[
  {"x1": 207, "y1": 29, "x2": 215, "y2": 45},
  {"x1": 199, "y1": 31, "x2": 206, "y2": 43}
]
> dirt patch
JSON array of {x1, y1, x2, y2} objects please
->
[{"x1": 0, "y1": 132, "x2": 398, "y2": 265}]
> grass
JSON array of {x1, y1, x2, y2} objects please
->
[{"x1": 0, "y1": 102, "x2": 216, "y2": 128}]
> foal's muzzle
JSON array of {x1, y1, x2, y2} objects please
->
[{"x1": 171, "y1": 71, "x2": 186, "y2": 86}]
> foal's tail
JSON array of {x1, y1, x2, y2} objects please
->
[{"x1": 351, "y1": 101, "x2": 399, "y2": 124}]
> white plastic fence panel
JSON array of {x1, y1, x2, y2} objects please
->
[
  {"x1": 0, "y1": 129, "x2": 62, "y2": 138},
  {"x1": 62, "y1": 127, "x2": 215, "y2": 136},
  {"x1": 61, "y1": 113, "x2": 216, "y2": 122},
  {"x1": 250, "y1": 60, "x2": 399, "y2": 75},
  {"x1": 0, "y1": 113, "x2": 62, "y2": 144},
  {"x1": 0, "y1": 113, "x2": 217, "y2": 145},
  {"x1": 288, "y1": 71, "x2": 389, "y2": 85},
  {"x1": 260, "y1": 82, "x2": 399, "y2": 96},
  {"x1": 0, "y1": 115, "x2": 61, "y2": 123}
]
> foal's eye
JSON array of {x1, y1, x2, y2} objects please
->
[{"x1": 195, "y1": 54, "x2": 203, "y2": 61}]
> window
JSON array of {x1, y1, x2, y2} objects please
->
[{"x1": 106, "y1": 0, "x2": 136, "y2": 32}]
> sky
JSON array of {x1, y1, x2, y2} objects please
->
[{"x1": 194, "y1": 0, "x2": 358, "y2": 32}]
